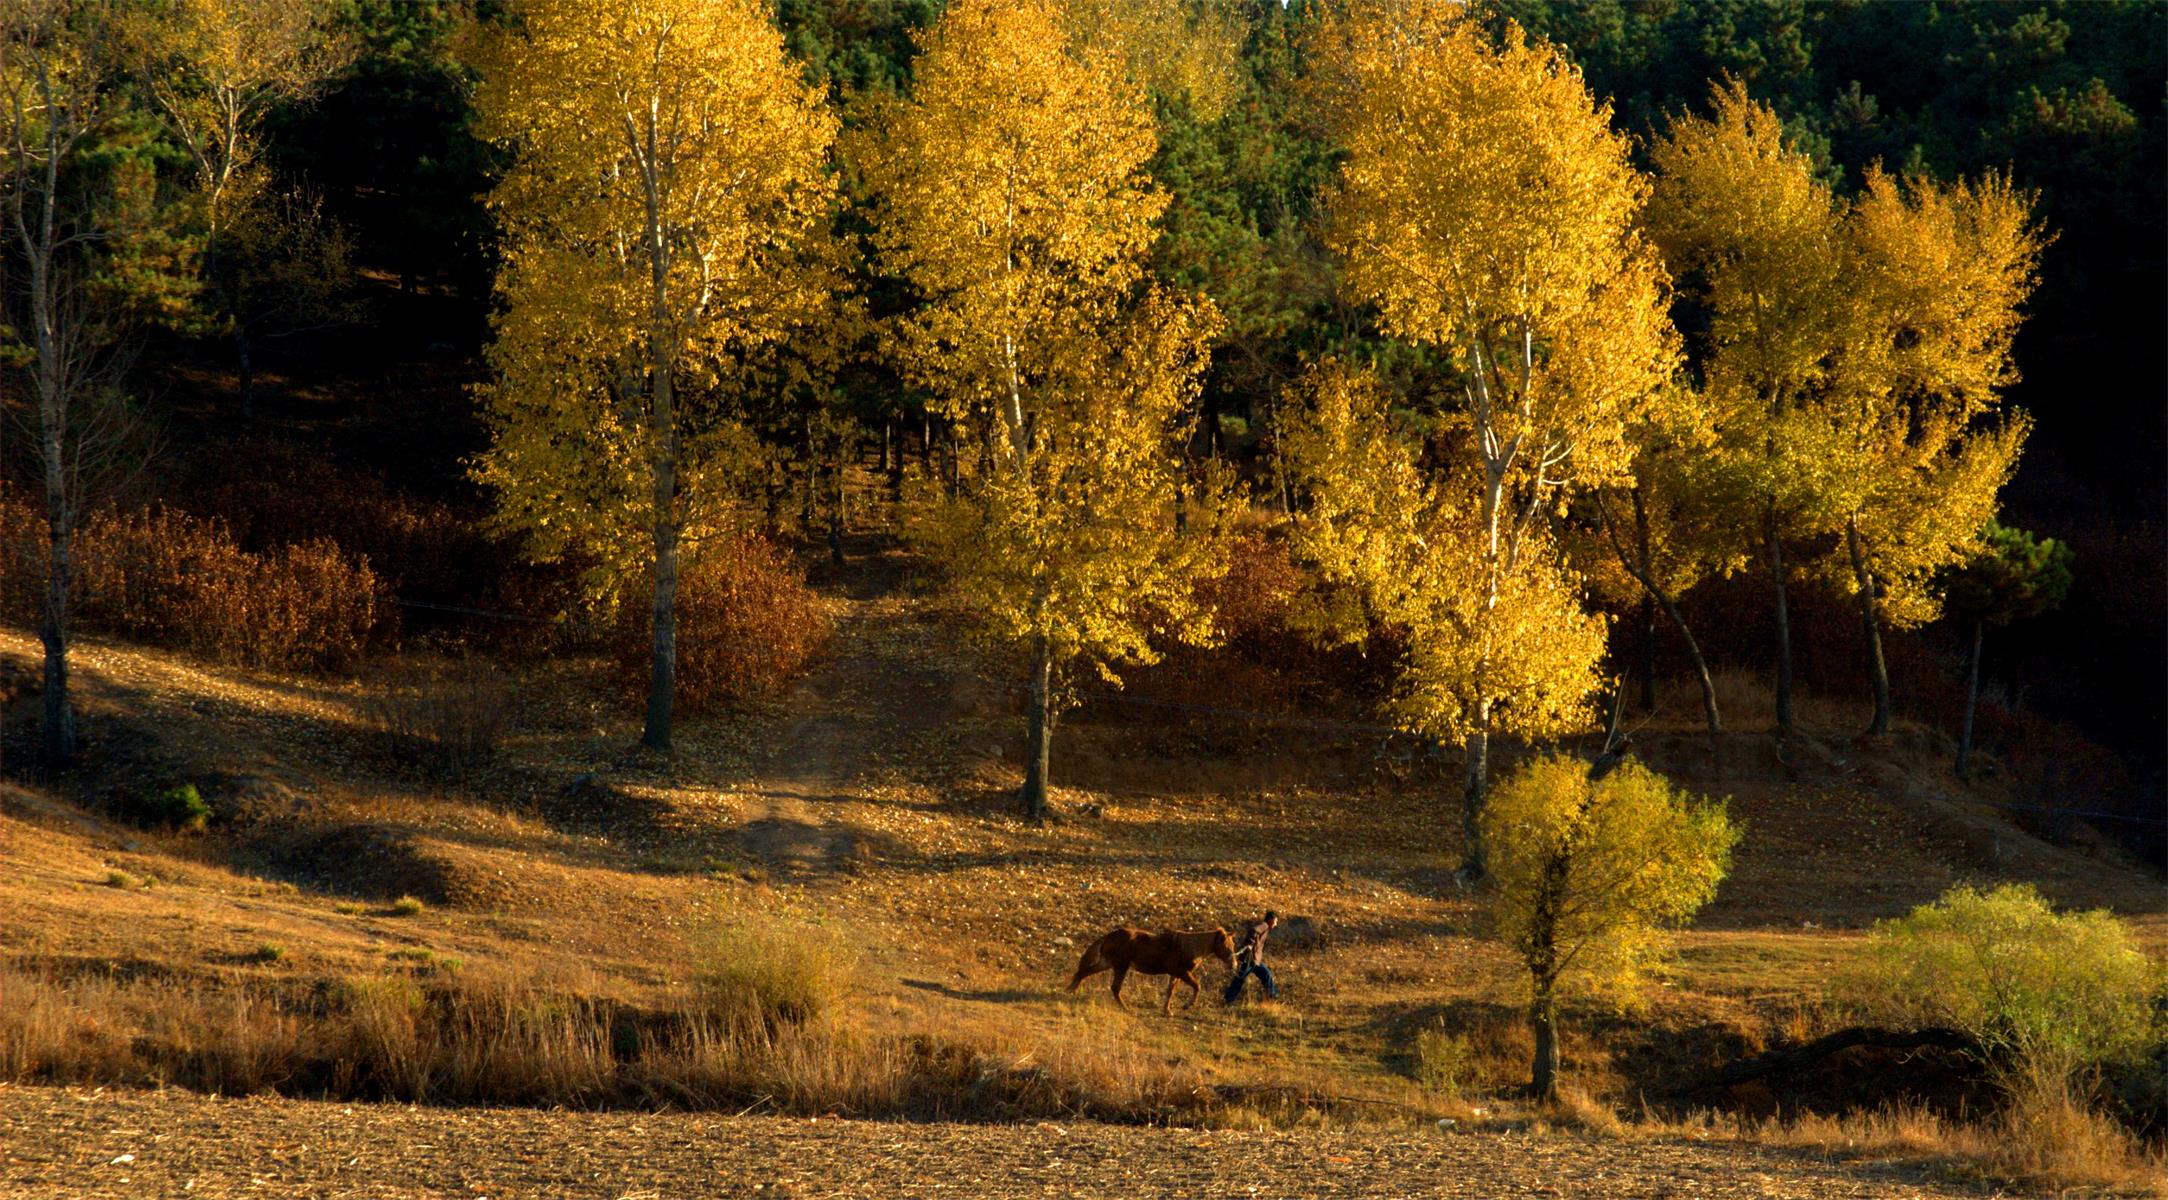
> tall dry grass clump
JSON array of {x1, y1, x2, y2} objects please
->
[
  {"x1": 694, "y1": 916, "x2": 852, "y2": 1035},
  {"x1": 610, "y1": 532, "x2": 829, "y2": 711},
  {"x1": 0, "y1": 927, "x2": 1218, "y2": 1122}
]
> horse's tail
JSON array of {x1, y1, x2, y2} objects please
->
[{"x1": 1066, "y1": 937, "x2": 1109, "y2": 992}]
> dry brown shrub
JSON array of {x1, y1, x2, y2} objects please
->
[
  {"x1": 181, "y1": 438, "x2": 506, "y2": 609},
  {"x1": 0, "y1": 489, "x2": 388, "y2": 671},
  {"x1": 610, "y1": 532, "x2": 829, "y2": 712}
]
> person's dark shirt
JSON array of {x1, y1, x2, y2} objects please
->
[{"x1": 1237, "y1": 919, "x2": 1272, "y2": 965}]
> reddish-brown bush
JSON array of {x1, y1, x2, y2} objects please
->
[
  {"x1": 610, "y1": 533, "x2": 829, "y2": 712},
  {"x1": 178, "y1": 438, "x2": 508, "y2": 610},
  {"x1": 0, "y1": 487, "x2": 389, "y2": 672}
]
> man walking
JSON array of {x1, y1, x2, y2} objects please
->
[{"x1": 1222, "y1": 910, "x2": 1280, "y2": 1004}]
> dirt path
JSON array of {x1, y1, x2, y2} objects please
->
[
  {"x1": 0, "y1": 1085, "x2": 1996, "y2": 1200},
  {"x1": 739, "y1": 538, "x2": 958, "y2": 880}
]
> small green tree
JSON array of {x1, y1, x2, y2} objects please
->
[
  {"x1": 1937, "y1": 523, "x2": 2073, "y2": 779},
  {"x1": 1846, "y1": 884, "x2": 2157, "y2": 1074},
  {"x1": 1482, "y1": 754, "x2": 1738, "y2": 1100}
]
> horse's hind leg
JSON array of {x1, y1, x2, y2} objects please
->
[
  {"x1": 1163, "y1": 977, "x2": 1177, "y2": 1014},
  {"x1": 1110, "y1": 964, "x2": 1130, "y2": 1008}
]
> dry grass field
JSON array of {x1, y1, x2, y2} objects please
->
[{"x1": 1, "y1": 534, "x2": 2162, "y2": 1197}]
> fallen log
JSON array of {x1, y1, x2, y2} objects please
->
[{"x1": 1720, "y1": 1026, "x2": 1981, "y2": 1085}]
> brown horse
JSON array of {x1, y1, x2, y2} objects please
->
[{"x1": 1066, "y1": 926, "x2": 1235, "y2": 1013}]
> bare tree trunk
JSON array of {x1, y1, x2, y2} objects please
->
[
  {"x1": 1633, "y1": 492, "x2": 1657, "y2": 712},
  {"x1": 642, "y1": 422, "x2": 679, "y2": 751},
  {"x1": 1596, "y1": 491, "x2": 1719, "y2": 738},
  {"x1": 1020, "y1": 635, "x2": 1052, "y2": 823},
  {"x1": 39, "y1": 418, "x2": 74, "y2": 768},
  {"x1": 828, "y1": 446, "x2": 846, "y2": 568},
  {"x1": 639, "y1": 160, "x2": 677, "y2": 750},
  {"x1": 1530, "y1": 987, "x2": 1560, "y2": 1102},
  {"x1": 1460, "y1": 716, "x2": 1489, "y2": 881},
  {"x1": 1848, "y1": 519, "x2": 1891, "y2": 736},
  {"x1": 1766, "y1": 508, "x2": 1794, "y2": 734},
  {"x1": 1957, "y1": 618, "x2": 1983, "y2": 780},
  {"x1": 799, "y1": 418, "x2": 817, "y2": 532}
]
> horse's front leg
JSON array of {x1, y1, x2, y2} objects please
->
[{"x1": 1181, "y1": 969, "x2": 1201, "y2": 1009}]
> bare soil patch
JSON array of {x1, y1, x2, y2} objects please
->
[{"x1": 0, "y1": 1084, "x2": 1990, "y2": 1199}]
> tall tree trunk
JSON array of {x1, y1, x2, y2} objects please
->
[
  {"x1": 1530, "y1": 986, "x2": 1560, "y2": 1102},
  {"x1": 1766, "y1": 508, "x2": 1794, "y2": 734},
  {"x1": 888, "y1": 420, "x2": 905, "y2": 503},
  {"x1": 800, "y1": 418, "x2": 817, "y2": 532},
  {"x1": 640, "y1": 192, "x2": 677, "y2": 750},
  {"x1": 1636, "y1": 595, "x2": 1658, "y2": 714},
  {"x1": 1848, "y1": 519, "x2": 1891, "y2": 736},
  {"x1": 1460, "y1": 715, "x2": 1489, "y2": 881},
  {"x1": 29, "y1": 181, "x2": 74, "y2": 767},
  {"x1": 828, "y1": 449, "x2": 846, "y2": 568},
  {"x1": 1020, "y1": 635, "x2": 1052, "y2": 823},
  {"x1": 1957, "y1": 618, "x2": 1983, "y2": 780},
  {"x1": 39, "y1": 418, "x2": 73, "y2": 768},
  {"x1": 642, "y1": 433, "x2": 679, "y2": 752}
]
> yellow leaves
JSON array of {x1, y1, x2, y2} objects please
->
[
  {"x1": 1843, "y1": 166, "x2": 2047, "y2": 414},
  {"x1": 1650, "y1": 82, "x2": 2045, "y2": 631},
  {"x1": 470, "y1": 0, "x2": 840, "y2": 604},
  {"x1": 860, "y1": 0, "x2": 1162, "y2": 418},
  {"x1": 1320, "y1": 5, "x2": 1668, "y2": 426},
  {"x1": 1289, "y1": 9, "x2": 1671, "y2": 756},
  {"x1": 1482, "y1": 756, "x2": 1737, "y2": 1000},
  {"x1": 1388, "y1": 523, "x2": 1608, "y2": 745},
  {"x1": 1278, "y1": 360, "x2": 1607, "y2": 746},
  {"x1": 869, "y1": 0, "x2": 1223, "y2": 682},
  {"x1": 1059, "y1": 0, "x2": 1246, "y2": 120}
]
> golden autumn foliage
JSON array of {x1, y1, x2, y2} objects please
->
[
  {"x1": 1277, "y1": 361, "x2": 1608, "y2": 746},
  {"x1": 1059, "y1": 0, "x2": 1246, "y2": 120},
  {"x1": 1482, "y1": 754, "x2": 1737, "y2": 1098},
  {"x1": 469, "y1": 0, "x2": 840, "y2": 746},
  {"x1": 1296, "y1": 2, "x2": 1676, "y2": 871},
  {"x1": 861, "y1": 0, "x2": 1225, "y2": 819},
  {"x1": 1825, "y1": 167, "x2": 2043, "y2": 632},
  {"x1": 1651, "y1": 82, "x2": 2044, "y2": 734}
]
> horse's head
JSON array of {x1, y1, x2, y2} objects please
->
[{"x1": 1211, "y1": 927, "x2": 1235, "y2": 967}]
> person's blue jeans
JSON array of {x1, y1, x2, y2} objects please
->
[{"x1": 1223, "y1": 961, "x2": 1278, "y2": 1003}]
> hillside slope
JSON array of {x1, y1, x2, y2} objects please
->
[{"x1": 0, "y1": 536, "x2": 2161, "y2": 1195}]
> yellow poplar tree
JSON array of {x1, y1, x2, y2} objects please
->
[
  {"x1": 1483, "y1": 754, "x2": 1737, "y2": 1100},
  {"x1": 1308, "y1": 3, "x2": 1677, "y2": 876},
  {"x1": 860, "y1": 0, "x2": 1224, "y2": 823},
  {"x1": 470, "y1": 0, "x2": 839, "y2": 750},
  {"x1": 1647, "y1": 80, "x2": 1848, "y2": 735},
  {"x1": 1652, "y1": 84, "x2": 2044, "y2": 737},
  {"x1": 1823, "y1": 168, "x2": 2043, "y2": 735}
]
